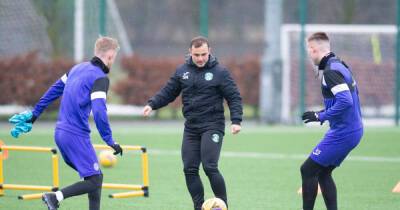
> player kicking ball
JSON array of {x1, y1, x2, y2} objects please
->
[
  {"x1": 300, "y1": 32, "x2": 363, "y2": 210},
  {"x1": 10, "y1": 36, "x2": 123, "y2": 210}
]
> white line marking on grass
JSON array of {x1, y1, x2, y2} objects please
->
[{"x1": 148, "y1": 149, "x2": 400, "y2": 163}]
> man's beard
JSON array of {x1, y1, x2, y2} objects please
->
[{"x1": 195, "y1": 62, "x2": 206, "y2": 67}]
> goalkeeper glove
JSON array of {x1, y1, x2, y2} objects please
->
[
  {"x1": 110, "y1": 143, "x2": 123, "y2": 156},
  {"x1": 9, "y1": 111, "x2": 36, "y2": 138},
  {"x1": 9, "y1": 110, "x2": 35, "y2": 124},
  {"x1": 302, "y1": 111, "x2": 320, "y2": 124}
]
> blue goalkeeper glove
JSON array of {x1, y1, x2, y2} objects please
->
[
  {"x1": 10, "y1": 123, "x2": 33, "y2": 138},
  {"x1": 9, "y1": 111, "x2": 36, "y2": 138},
  {"x1": 9, "y1": 110, "x2": 36, "y2": 124}
]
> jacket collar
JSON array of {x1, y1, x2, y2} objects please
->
[
  {"x1": 318, "y1": 52, "x2": 335, "y2": 70},
  {"x1": 90, "y1": 56, "x2": 110, "y2": 74},
  {"x1": 185, "y1": 54, "x2": 219, "y2": 69}
]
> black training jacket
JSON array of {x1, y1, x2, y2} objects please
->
[{"x1": 148, "y1": 55, "x2": 243, "y2": 130}]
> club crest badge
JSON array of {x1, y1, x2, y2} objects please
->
[
  {"x1": 205, "y1": 72, "x2": 213, "y2": 81},
  {"x1": 94, "y1": 163, "x2": 99, "y2": 171},
  {"x1": 212, "y1": 134, "x2": 220, "y2": 143}
]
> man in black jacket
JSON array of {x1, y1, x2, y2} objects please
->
[{"x1": 143, "y1": 36, "x2": 242, "y2": 210}]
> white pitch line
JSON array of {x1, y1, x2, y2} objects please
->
[{"x1": 148, "y1": 149, "x2": 400, "y2": 163}]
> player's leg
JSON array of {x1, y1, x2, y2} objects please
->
[
  {"x1": 318, "y1": 166, "x2": 337, "y2": 210},
  {"x1": 60, "y1": 174, "x2": 103, "y2": 199},
  {"x1": 300, "y1": 157, "x2": 324, "y2": 210},
  {"x1": 182, "y1": 129, "x2": 203, "y2": 210},
  {"x1": 43, "y1": 129, "x2": 103, "y2": 210},
  {"x1": 200, "y1": 130, "x2": 227, "y2": 206},
  {"x1": 316, "y1": 130, "x2": 362, "y2": 210},
  {"x1": 88, "y1": 186, "x2": 102, "y2": 210}
]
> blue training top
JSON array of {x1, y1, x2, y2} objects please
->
[
  {"x1": 32, "y1": 57, "x2": 115, "y2": 146},
  {"x1": 317, "y1": 52, "x2": 363, "y2": 138}
]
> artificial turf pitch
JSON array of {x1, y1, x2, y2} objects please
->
[{"x1": 0, "y1": 123, "x2": 399, "y2": 209}]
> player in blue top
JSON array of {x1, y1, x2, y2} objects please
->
[
  {"x1": 300, "y1": 32, "x2": 363, "y2": 210},
  {"x1": 15, "y1": 37, "x2": 123, "y2": 210}
]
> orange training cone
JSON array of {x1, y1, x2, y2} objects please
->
[{"x1": 392, "y1": 181, "x2": 400, "y2": 193}]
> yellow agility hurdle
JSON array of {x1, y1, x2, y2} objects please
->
[
  {"x1": 0, "y1": 145, "x2": 59, "y2": 200},
  {"x1": 0, "y1": 144, "x2": 148, "y2": 200},
  {"x1": 93, "y1": 144, "x2": 149, "y2": 198}
]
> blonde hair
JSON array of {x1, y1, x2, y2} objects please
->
[{"x1": 94, "y1": 36, "x2": 120, "y2": 56}]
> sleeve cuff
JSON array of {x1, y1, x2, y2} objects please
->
[
  {"x1": 317, "y1": 112, "x2": 326, "y2": 122},
  {"x1": 147, "y1": 101, "x2": 156, "y2": 110},
  {"x1": 231, "y1": 120, "x2": 241, "y2": 125},
  {"x1": 32, "y1": 110, "x2": 40, "y2": 118}
]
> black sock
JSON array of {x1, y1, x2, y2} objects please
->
[
  {"x1": 318, "y1": 167, "x2": 337, "y2": 210},
  {"x1": 301, "y1": 158, "x2": 323, "y2": 210},
  {"x1": 61, "y1": 174, "x2": 103, "y2": 200},
  {"x1": 184, "y1": 168, "x2": 204, "y2": 210}
]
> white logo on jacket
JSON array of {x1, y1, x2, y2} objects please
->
[
  {"x1": 312, "y1": 148, "x2": 321, "y2": 156},
  {"x1": 182, "y1": 72, "x2": 190, "y2": 80}
]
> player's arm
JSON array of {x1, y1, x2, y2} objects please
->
[
  {"x1": 317, "y1": 70, "x2": 353, "y2": 122},
  {"x1": 220, "y1": 69, "x2": 243, "y2": 125},
  {"x1": 145, "y1": 70, "x2": 182, "y2": 112},
  {"x1": 8, "y1": 73, "x2": 68, "y2": 138},
  {"x1": 90, "y1": 77, "x2": 122, "y2": 155},
  {"x1": 31, "y1": 72, "x2": 68, "y2": 122},
  {"x1": 219, "y1": 69, "x2": 243, "y2": 133}
]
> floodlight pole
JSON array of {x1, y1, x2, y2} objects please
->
[
  {"x1": 299, "y1": 0, "x2": 308, "y2": 123},
  {"x1": 200, "y1": 0, "x2": 208, "y2": 37},
  {"x1": 260, "y1": 0, "x2": 283, "y2": 124},
  {"x1": 99, "y1": 0, "x2": 107, "y2": 36},
  {"x1": 74, "y1": 0, "x2": 84, "y2": 62}
]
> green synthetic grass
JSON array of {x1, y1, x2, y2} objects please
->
[{"x1": 0, "y1": 124, "x2": 399, "y2": 210}]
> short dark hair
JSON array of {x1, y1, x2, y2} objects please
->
[
  {"x1": 307, "y1": 32, "x2": 329, "y2": 42},
  {"x1": 190, "y1": 36, "x2": 209, "y2": 48}
]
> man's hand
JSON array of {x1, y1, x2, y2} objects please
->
[
  {"x1": 110, "y1": 143, "x2": 123, "y2": 156},
  {"x1": 302, "y1": 111, "x2": 319, "y2": 123},
  {"x1": 231, "y1": 124, "x2": 241, "y2": 134},
  {"x1": 142, "y1": 105, "x2": 153, "y2": 117}
]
